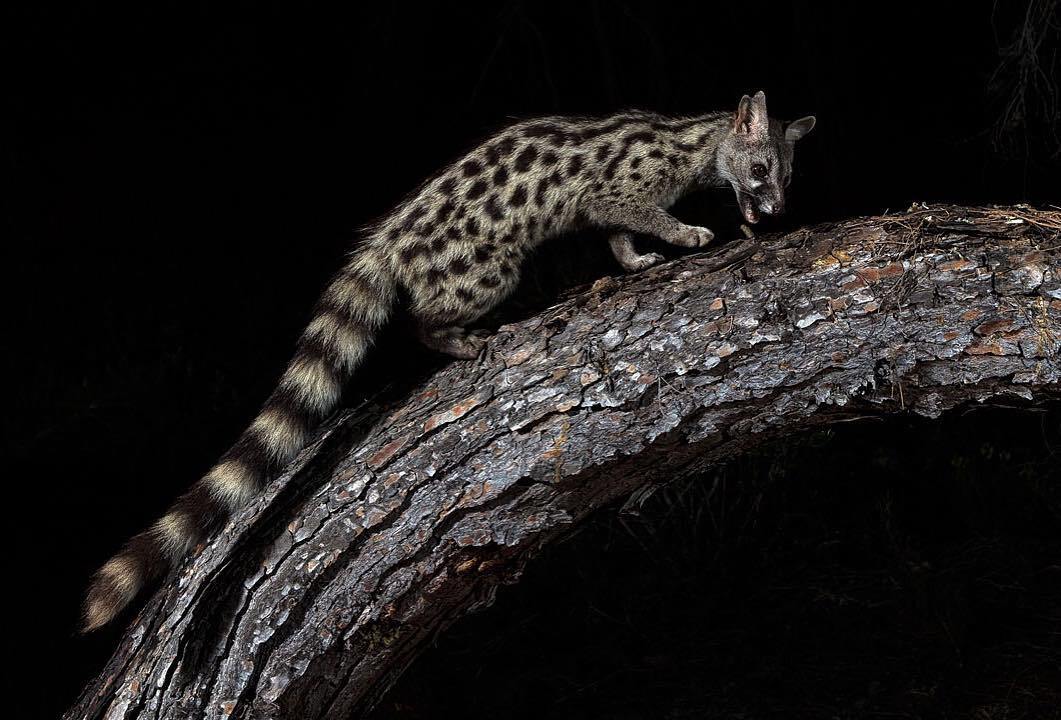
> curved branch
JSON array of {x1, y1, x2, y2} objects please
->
[{"x1": 68, "y1": 204, "x2": 1061, "y2": 720}]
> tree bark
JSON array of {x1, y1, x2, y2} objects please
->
[{"x1": 68, "y1": 205, "x2": 1060, "y2": 720}]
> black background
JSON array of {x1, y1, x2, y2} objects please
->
[{"x1": 7, "y1": 2, "x2": 1059, "y2": 717}]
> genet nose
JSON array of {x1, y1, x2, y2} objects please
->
[{"x1": 760, "y1": 198, "x2": 784, "y2": 216}]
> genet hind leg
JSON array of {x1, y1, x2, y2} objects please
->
[
  {"x1": 418, "y1": 324, "x2": 491, "y2": 360},
  {"x1": 408, "y1": 242, "x2": 524, "y2": 360}
]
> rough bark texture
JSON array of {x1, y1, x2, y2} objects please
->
[{"x1": 69, "y1": 205, "x2": 1060, "y2": 720}]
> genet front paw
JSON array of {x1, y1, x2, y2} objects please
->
[{"x1": 668, "y1": 224, "x2": 715, "y2": 248}]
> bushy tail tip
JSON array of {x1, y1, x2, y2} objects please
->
[{"x1": 80, "y1": 533, "x2": 165, "y2": 633}]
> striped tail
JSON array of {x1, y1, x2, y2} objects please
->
[{"x1": 81, "y1": 251, "x2": 395, "y2": 632}]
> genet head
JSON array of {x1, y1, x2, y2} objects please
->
[{"x1": 718, "y1": 91, "x2": 815, "y2": 224}]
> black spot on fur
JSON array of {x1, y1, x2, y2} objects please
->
[
  {"x1": 484, "y1": 195, "x2": 505, "y2": 221},
  {"x1": 455, "y1": 288, "x2": 475, "y2": 302},
  {"x1": 630, "y1": 172, "x2": 642, "y2": 181},
  {"x1": 474, "y1": 243, "x2": 496, "y2": 262},
  {"x1": 509, "y1": 184, "x2": 527, "y2": 207},
  {"x1": 465, "y1": 217, "x2": 480, "y2": 236},
  {"x1": 399, "y1": 242, "x2": 430, "y2": 263},
  {"x1": 534, "y1": 179, "x2": 549, "y2": 206},
  {"x1": 430, "y1": 236, "x2": 447, "y2": 252},
  {"x1": 479, "y1": 275, "x2": 502, "y2": 288},
  {"x1": 625, "y1": 130, "x2": 656, "y2": 145},
  {"x1": 446, "y1": 226, "x2": 461, "y2": 239},
  {"x1": 425, "y1": 268, "x2": 445, "y2": 285},
  {"x1": 435, "y1": 200, "x2": 456, "y2": 222},
  {"x1": 541, "y1": 150, "x2": 559, "y2": 166},
  {"x1": 672, "y1": 131, "x2": 713, "y2": 154},
  {"x1": 514, "y1": 145, "x2": 538, "y2": 172},
  {"x1": 466, "y1": 179, "x2": 488, "y2": 200},
  {"x1": 595, "y1": 144, "x2": 612, "y2": 161},
  {"x1": 631, "y1": 157, "x2": 643, "y2": 169},
  {"x1": 602, "y1": 130, "x2": 657, "y2": 180},
  {"x1": 567, "y1": 154, "x2": 584, "y2": 177},
  {"x1": 496, "y1": 136, "x2": 516, "y2": 157},
  {"x1": 399, "y1": 205, "x2": 427, "y2": 232},
  {"x1": 578, "y1": 117, "x2": 636, "y2": 141},
  {"x1": 461, "y1": 159, "x2": 483, "y2": 177},
  {"x1": 493, "y1": 165, "x2": 508, "y2": 186},
  {"x1": 449, "y1": 257, "x2": 470, "y2": 275},
  {"x1": 439, "y1": 177, "x2": 457, "y2": 195},
  {"x1": 418, "y1": 221, "x2": 436, "y2": 237},
  {"x1": 649, "y1": 148, "x2": 664, "y2": 159}
]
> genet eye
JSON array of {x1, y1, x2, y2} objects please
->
[{"x1": 751, "y1": 163, "x2": 768, "y2": 180}]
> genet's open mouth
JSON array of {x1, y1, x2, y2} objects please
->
[{"x1": 737, "y1": 191, "x2": 760, "y2": 224}]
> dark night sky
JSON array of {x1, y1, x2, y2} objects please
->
[{"x1": 7, "y1": 2, "x2": 1059, "y2": 717}]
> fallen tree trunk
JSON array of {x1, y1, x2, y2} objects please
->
[{"x1": 69, "y1": 205, "x2": 1060, "y2": 720}]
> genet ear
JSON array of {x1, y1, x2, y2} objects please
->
[
  {"x1": 785, "y1": 115, "x2": 816, "y2": 143},
  {"x1": 734, "y1": 91, "x2": 769, "y2": 136},
  {"x1": 751, "y1": 90, "x2": 767, "y2": 114}
]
